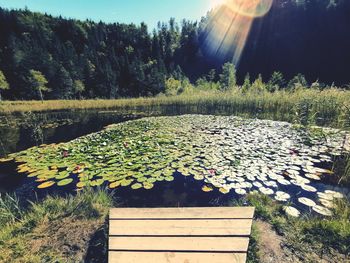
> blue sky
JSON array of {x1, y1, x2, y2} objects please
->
[{"x1": 0, "y1": 0, "x2": 216, "y2": 28}]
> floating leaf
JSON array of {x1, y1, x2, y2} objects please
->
[
  {"x1": 143, "y1": 182, "x2": 154, "y2": 190},
  {"x1": 164, "y1": 176, "x2": 174, "y2": 182},
  {"x1": 121, "y1": 179, "x2": 133, "y2": 187},
  {"x1": 76, "y1": 181, "x2": 86, "y2": 188},
  {"x1": 298, "y1": 197, "x2": 316, "y2": 207},
  {"x1": 202, "y1": 185, "x2": 213, "y2": 192},
  {"x1": 219, "y1": 187, "x2": 230, "y2": 194},
  {"x1": 56, "y1": 172, "x2": 70, "y2": 180},
  {"x1": 57, "y1": 178, "x2": 74, "y2": 186},
  {"x1": 131, "y1": 183, "x2": 143, "y2": 190},
  {"x1": 37, "y1": 181, "x2": 55, "y2": 189},
  {"x1": 109, "y1": 181, "x2": 121, "y2": 189},
  {"x1": 283, "y1": 206, "x2": 300, "y2": 217},
  {"x1": 312, "y1": 205, "x2": 333, "y2": 216}
]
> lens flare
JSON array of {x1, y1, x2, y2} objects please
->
[
  {"x1": 226, "y1": 0, "x2": 273, "y2": 18},
  {"x1": 202, "y1": 0, "x2": 273, "y2": 65}
]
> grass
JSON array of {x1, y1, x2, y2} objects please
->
[
  {"x1": 0, "y1": 188, "x2": 113, "y2": 262},
  {"x1": 0, "y1": 88, "x2": 350, "y2": 128},
  {"x1": 243, "y1": 192, "x2": 350, "y2": 262}
]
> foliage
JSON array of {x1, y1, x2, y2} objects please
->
[
  {"x1": 288, "y1": 73, "x2": 308, "y2": 90},
  {"x1": 219, "y1": 62, "x2": 236, "y2": 91},
  {"x1": 242, "y1": 73, "x2": 251, "y2": 93},
  {"x1": 1, "y1": 2, "x2": 350, "y2": 100},
  {"x1": 0, "y1": 70, "x2": 9, "y2": 101},
  {"x1": 165, "y1": 77, "x2": 182, "y2": 96},
  {"x1": 74, "y1": 79, "x2": 85, "y2": 99},
  {"x1": 28, "y1": 70, "x2": 49, "y2": 101},
  {"x1": 267, "y1": 71, "x2": 286, "y2": 92},
  {"x1": 250, "y1": 74, "x2": 266, "y2": 93}
]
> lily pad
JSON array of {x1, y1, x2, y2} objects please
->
[
  {"x1": 57, "y1": 178, "x2": 74, "y2": 186},
  {"x1": 37, "y1": 181, "x2": 55, "y2": 189},
  {"x1": 131, "y1": 183, "x2": 143, "y2": 190},
  {"x1": 283, "y1": 206, "x2": 300, "y2": 217},
  {"x1": 202, "y1": 185, "x2": 213, "y2": 192}
]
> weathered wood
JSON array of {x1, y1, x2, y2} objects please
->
[
  {"x1": 108, "y1": 251, "x2": 247, "y2": 263},
  {"x1": 109, "y1": 219, "x2": 252, "y2": 236},
  {"x1": 109, "y1": 236, "x2": 249, "y2": 252},
  {"x1": 108, "y1": 207, "x2": 255, "y2": 263},
  {"x1": 109, "y1": 207, "x2": 254, "y2": 219}
]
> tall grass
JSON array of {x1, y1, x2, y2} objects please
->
[
  {"x1": 0, "y1": 188, "x2": 113, "y2": 262},
  {"x1": 1, "y1": 88, "x2": 349, "y2": 128}
]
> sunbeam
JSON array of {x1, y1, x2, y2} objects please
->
[{"x1": 203, "y1": 0, "x2": 273, "y2": 65}]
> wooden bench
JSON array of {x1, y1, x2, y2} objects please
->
[{"x1": 108, "y1": 207, "x2": 255, "y2": 263}]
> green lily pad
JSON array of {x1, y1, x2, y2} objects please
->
[
  {"x1": 143, "y1": 182, "x2": 154, "y2": 190},
  {"x1": 57, "y1": 178, "x2": 74, "y2": 186},
  {"x1": 131, "y1": 183, "x2": 143, "y2": 190}
]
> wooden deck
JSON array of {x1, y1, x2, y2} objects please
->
[{"x1": 108, "y1": 207, "x2": 255, "y2": 263}]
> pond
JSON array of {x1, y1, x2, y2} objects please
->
[{"x1": 1, "y1": 115, "x2": 349, "y2": 217}]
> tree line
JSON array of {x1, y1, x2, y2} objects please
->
[{"x1": 0, "y1": 0, "x2": 349, "y2": 100}]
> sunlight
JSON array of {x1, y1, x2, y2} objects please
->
[
  {"x1": 210, "y1": 0, "x2": 225, "y2": 9},
  {"x1": 202, "y1": 0, "x2": 273, "y2": 64}
]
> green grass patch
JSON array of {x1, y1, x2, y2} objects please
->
[
  {"x1": 1, "y1": 88, "x2": 349, "y2": 128},
  {"x1": 0, "y1": 188, "x2": 113, "y2": 262},
  {"x1": 242, "y1": 192, "x2": 350, "y2": 260}
]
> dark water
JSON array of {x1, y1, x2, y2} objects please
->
[
  {"x1": 0, "y1": 110, "x2": 145, "y2": 193},
  {"x1": 0, "y1": 109, "x2": 347, "y2": 211},
  {"x1": 0, "y1": 110, "x2": 145, "y2": 158}
]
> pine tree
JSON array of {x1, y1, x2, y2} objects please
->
[
  {"x1": 288, "y1": 74, "x2": 308, "y2": 89},
  {"x1": 267, "y1": 71, "x2": 286, "y2": 92},
  {"x1": 242, "y1": 73, "x2": 251, "y2": 93}
]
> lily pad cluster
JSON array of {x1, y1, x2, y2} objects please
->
[{"x1": 3, "y1": 115, "x2": 349, "y2": 216}]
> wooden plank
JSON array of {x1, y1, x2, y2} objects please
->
[
  {"x1": 109, "y1": 236, "x2": 249, "y2": 252},
  {"x1": 109, "y1": 207, "x2": 255, "y2": 219},
  {"x1": 109, "y1": 219, "x2": 252, "y2": 236},
  {"x1": 108, "y1": 251, "x2": 246, "y2": 263}
]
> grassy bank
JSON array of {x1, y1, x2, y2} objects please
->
[
  {"x1": 0, "y1": 188, "x2": 113, "y2": 262},
  {"x1": 1, "y1": 88, "x2": 350, "y2": 128},
  {"x1": 245, "y1": 193, "x2": 350, "y2": 262},
  {"x1": 1, "y1": 190, "x2": 349, "y2": 262}
]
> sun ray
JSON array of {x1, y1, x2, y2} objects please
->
[{"x1": 202, "y1": 0, "x2": 273, "y2": 65}]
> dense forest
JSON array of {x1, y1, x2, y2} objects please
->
[{"x1": 0, "y1": 0, "x2": 349, "y2": 100}]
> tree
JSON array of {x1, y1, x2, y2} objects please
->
[
  {"x1": 73, "y1": 80, "x2": 85, "y2": 99},
  {"x1": 0, "y1": 70, "x2": 9, "y2": 101},
  {"x1": 251, "y1": 74, "x2": 266, "y2": 93},
  {"x1": 165, "y1": 77, "x2": 181, "y2": 96},
  {"x1": 54, "y1": 66, "x2": 73, "y2": 99},
  {"x1": 267, "y1": 71, "x2": 286, "y2": 92},
  {"x1": 219, "y1": 62, "x2": 236, "y2": 91},
  {"x1": 288, "y1": 74, "x2": 308, "y2": 89},
  {"x1": 28, "y1": 70, "x2": 49, "y2": 102},
  {"x1": 242, "y1": 73, "x2": 251, "y2": 93}
]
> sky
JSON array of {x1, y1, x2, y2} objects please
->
[{"x1": 0, "y1": 0, "x2": 219, "y2": 28}]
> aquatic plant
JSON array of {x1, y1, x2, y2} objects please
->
[{"x1": 3, "y1": 115, "x2": 349, "y2": 216}]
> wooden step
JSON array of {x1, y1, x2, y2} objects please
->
[
  {"x1": 108, "y1": 251, "x2": 247, "y2": 263},
  {"x1": 109, "y1": 219, "x2": 253, "y2": 236},
  {"x1": 108, "y1": 207, "x2": 255, "y2": 263}
]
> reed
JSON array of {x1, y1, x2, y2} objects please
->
[{"x1": 1, "y1": 88, "x2": 349, "y2": 128}]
